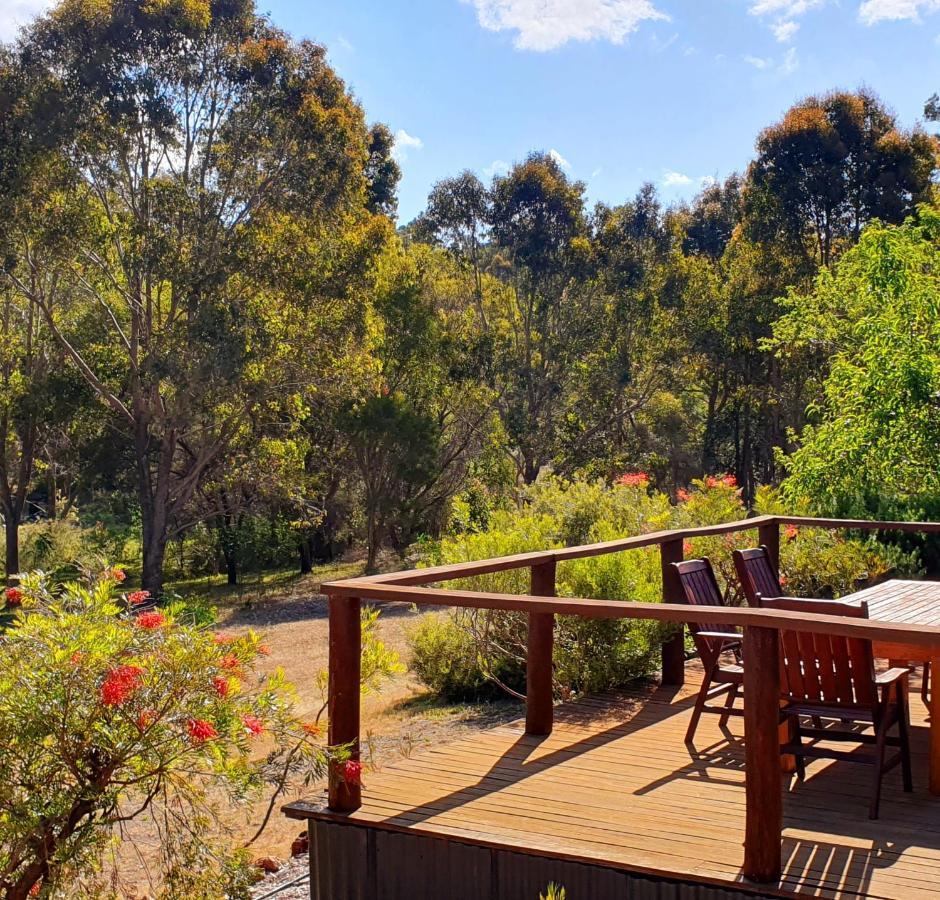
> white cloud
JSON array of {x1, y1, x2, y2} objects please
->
[
  {"x1": 336, "y1": 35, "x2": 354, "y2": 52},
  {"x1": 0, "y1": 0, "x2": 51, "y2": 41},
  {"x1": 662, "y1": 170, "x2": 693, "y2": 187},
  {"x1": 591, "y1": 167, "x2": 604, "y2": 178},
  {"x1": 483, "y1": 159, "x2": 510, "y2": 179},
  {"x1": 859, "y1": 0, "x2": 940, "y2": 23},
  {"x1": 743, "y1": 54, "x2": 771, "y2": 69},
  {"x1": 778, "y1": 46, "x2": 799, "y2": 74},
  {"x1": 772, "y1": 19, "x2": 800, "y2": 40},
  {"x1": 462, "y1": 0, "x2": 668, "y2": 51},
  {"x1": 392, "y1": 129, "x2": 423, "y2": 163},
  {"x1": 661, "y1": 171, "x2": 718, "y2": 191},
  {"x1": 549, "y1": 148, "x2": 571, "y2": 169}
]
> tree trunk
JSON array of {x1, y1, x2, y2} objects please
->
[
  {"x1": 4, "y1": 511, "x2": 19, "y2": 581},
  {"x1": 299, "y1": 539, "x2": 313, "y2": 575},
  {"x1": 225, "y1": 550, "x2": 238, "y2": 586}
]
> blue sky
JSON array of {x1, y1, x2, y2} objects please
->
[{"x1": 3, "y1": 0, "x2": 940, "y2": 221}]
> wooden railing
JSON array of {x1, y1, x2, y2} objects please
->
[{"x1": 321, "y1": 515, "x2": 940, "y2": 884}]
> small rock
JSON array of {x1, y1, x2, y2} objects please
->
[
  {"x1": 290, "y1": 830, "x2": 309, "y2": 857},
  {"x1": 253, "y1": 856, "x2": 282, "y2": 873}
]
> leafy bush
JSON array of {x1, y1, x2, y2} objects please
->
[
  {"x1": 0, "y1": 568, "x2": 360, "y2": 899},
  {"x1": 410, "y1": 474, "x2": 918, "y2": 702}
]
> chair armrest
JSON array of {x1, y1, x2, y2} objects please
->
[
  {"x1": 875, "y1": 667, "x2": 911, "y2": 686},
  {"x1": 696, "y1": 631, "x2": 742, "y2": 642}
]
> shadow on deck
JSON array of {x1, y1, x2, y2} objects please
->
[{"x1": 286, "y1": 669, "x2": 940, "y2": 899}]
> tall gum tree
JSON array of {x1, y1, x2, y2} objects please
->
[{"x1": 1, "y1": 0, "x2": 393, "y2": 593}]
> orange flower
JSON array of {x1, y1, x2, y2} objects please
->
[
  {"x1": 187, "y1": 718, "x2": 218, "y2": 743},
  {"x1": 785, "y1": 524, "x2": 799, "y2": 541},
  {"x1": 135, "y1": 611, "x2": 166, "y2": 629},
  {"x1": 257, "y1": 644, "x2": 271, "y2": 656},
  {"x1": 220, "y1": 653, "x2": 241, "y2": 672},
  {"x1": 302, "y1": 722, "x2": 322, "y2": 738},
  {"x1": 676, "y1": 489, "x2": 691, "y2": 502},
  {"x1": 4, "y1": 587, "x2": 23, "y2": 605},
  {"x1": 617, "y1": 472, "x2": 649, "y2": 488},
  {"x1": 212, "y1": 676, "x2": 230, "y2": 698},
  {"x1": 101, "y1": 665, "x2": 144, "y2": 707},
  {"x1": 110, "y1": 567, "x2": 126, "y2": 583},
  {"x1": 137, "y1": 709, "x2": 157, "y2": 730},
  {"x1": 127, "y1": 590, "x2": 150, "y2": 605},
  {"x1": 683, "y1": 540, "x2": 693, "y2": 555},
  {"x1": 69, "y1": 651, "x2": 84, "y2": 666},
  {"x1": 242, "y1": 714, "x2": 264, "y2": 736}
]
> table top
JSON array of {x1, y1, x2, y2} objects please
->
[{"x1": 841, "y1": 578, "x2": 940, "y2": 626}]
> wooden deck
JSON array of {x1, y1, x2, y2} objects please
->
[{"x1": 288, "y1": 668, "x2": 940, "y2": 899}]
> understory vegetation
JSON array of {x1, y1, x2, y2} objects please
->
[{"x1": 408, "y1": 475, "x2": 919, "y2": 701}]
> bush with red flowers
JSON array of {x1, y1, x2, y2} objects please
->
[{"x1": 0, "y1": 568, "x2": 344, "y2": 899}]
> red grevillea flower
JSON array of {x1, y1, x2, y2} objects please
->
[
  {"x1": 110, "y1": 567, "x2": 126, "y2": 583},
  {"x1": 212, "y1": 676, "x2": 230, "y2": 697},
  {"x1": 780, "y1": 574, "x2": 789, "y2": 587},
  {"x1": 617, "y1": 472, "x2": 649, "y2": 488},
  {"x1": 257, "y1": 644, "x2": 271, "y2": 656},
  {"x1": 683, "y1": 540, "x2": 693, "y2": 555},
  {"x1": 4, "y1": 587, "x2": 23, "y2": 605},
  {"x1": 70, "y1": 651, "x2": 85, "y2": 666},
  {"x1": 127, "y1": 590, "x2": 150, "y2": 606},
  {"x1": 676, "y1": 489, "x2": 691, "y2": 502},
  {"x1": 220, "y1": 653, "x2": 241, "y2": 672},
  {"x1": 242, "y1": 714, "x2": 264, "y2": 736},
  {"x1": 302, "y1": 721, "x2": 322, "y2": 737},
  {"x1": 722, "y1": 474, "x2": 737, "y2": 488},
  {"x1": 187, "y1": 718, "x2": 218, "y2": 743},
  {"x1": 101, "y1": 665, "x2": 144, "y2": 707},
  {"x1": 213, "y1": 633, "x2": 234, "y2": 645},
  {"x1": 137, "y1": 709, "x2": 157, "y2": 730},
  {"x1": 136, "y1": 611, "x2": 166, "y2": 629},
  {"x1": 785, "y1": 524, "x2": 799, "y2": 541},
  {"x1": 342, "y1": 760, "x2": 363, "y2": 786}
]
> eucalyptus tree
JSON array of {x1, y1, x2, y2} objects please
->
[{"x1": 0, "y1": 0, "x2": 395, "y2": 592}]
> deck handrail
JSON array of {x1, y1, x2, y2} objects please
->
[{"x1": 320, "y1": 513, "x2": 940, "y2": 884}]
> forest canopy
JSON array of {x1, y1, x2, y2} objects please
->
[{"x1": 1, "y1": 0, "x2": 938, "y2": 589}]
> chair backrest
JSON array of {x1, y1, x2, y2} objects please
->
[
  {"x1": 759, "y1": 596, "x2": 876, "y2": 708},
  {"x1": 671, "y1": 558, "x2": 736, "y2": 655},
  {"x1": 732, "y1": 546, "x2": 781, "y2": 607}
]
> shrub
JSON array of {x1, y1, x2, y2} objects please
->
[
  {"x1": 409, "y1": 474, "x2": 918, "y2": 702},
  {"x1": 0, "y1": 568, "x2": 350, "y2": 898}
]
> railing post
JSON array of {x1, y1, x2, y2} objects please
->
[
  {"x1": 660, "y1": 538, "x2": 686, "y2": 686},
  {"x1": 742, "y1": 625, "x2": 782, "y2": 884},
  {"x1": 526, "y1": 560, "x2": 556, "y2": 736},
  {"x1": 759, "y1": 518, "x2": 780, "y2": 582},
  {"x1": 327, "y1": 594, "x2": 361, "y2": 812}
]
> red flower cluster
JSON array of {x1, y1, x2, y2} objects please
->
[
  {"x1": 676, "y1": 488, "x2": 691, "y2": 502},
  {"x1": 70, "y1": 651, "x2": 84, "y2": 666},
  {"x1": 704, "y1": 474, "x2": 737, "y2": 489},
  {"x1": 135, "y1": 611, "x2": 166, "y2": 630},
  {"x1": 127, "y1": 590, "x2": 150, "y2": 606},
  {"x1": 137, "y1": 709, "x2": 157, "y2": 730},
  {"x1": 302, "y1": 722, "x2": 321, "y2": 738},
  {"x1": 110, "y1": 567, "x2": 126, "y2": 583},
  {"x1": 220, "y1": 653, "x2": 241, "y2": 672},
  {"x1": 101, "y1": 665, "x2": 144, "y2": 707},
  {"x1": 785, "y1": 524, "x2": 799, "y2": 541},
  {"x1": 187, "y1": 718, "x2": 218, "y2": 743},
  {"x1": 618, "y1": 472, "x2": 649, "y2": 488},
  {"x1": 342, "y1": 760, "x2": 363, "y2": 786},
  {"x1": 257, "y1": 644, "x2": 271, "y2": 656},
  {"x1": 212, "y1": 676, "x2": 230, "y2": 697},
  {"x1": 213, "y1": 633, "x2": 234, "y2": 645},
  {"x1": 242, "y1": 714, "x2": 264, "y2": 736},
  {"x1": 4, "y1": 587, "x2": 23, "y2": 606},
  {"x1": 683, "y1": 540, "x2": 693, "y2": 555}
]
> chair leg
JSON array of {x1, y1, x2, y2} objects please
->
[
  {"x1": 791, "y1": 716, "x2": 806, "y2": 782},
  {"x1": 719, "y1": 682, "x2": 739, "y2": 729},
  {"x1": 870, "y1": 716, "x2": 889, "y2": 820},
  {"x1": 685, "y1": 660, "x2": 718, "y2": 744},
  {"x1": 922, "y1": 661, "x2": 930, "y2": 706},
  {"x1": 898, "y1": 687, "x2": 913, "y2": 793}
]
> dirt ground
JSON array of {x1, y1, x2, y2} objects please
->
[{"x1": 117, "y1": 561, "x2": 519, "y2": 897}]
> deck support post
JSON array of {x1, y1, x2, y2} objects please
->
[
  {"x1": 759, "y1": 519, "x2": 780, "y2": 582},
  {"x1": 327, "y1": 594, "x2": 361, "y2": 812},
  {"x1": 526, "y1": 560, "x2": 556, "y2": 736},
  {"x1": 742, "y1": 625, "x2": 782, "y2": 884},
  {"x1": 660, "y1": 538, "x2": 686, "y2": 686}
]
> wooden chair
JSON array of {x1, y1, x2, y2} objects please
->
[
  {"x1": 732, "y1": 545, "x2": 781, "y2": 607},
  {"x1": 734, "y1": 545, "x2": 930, "y2": 704},
  {"x1": 760, "y1": 596, "x2": 913, "y2": 819},
  {"x1": 671, "y1": 558, "x2": 744, "y2": 744}
]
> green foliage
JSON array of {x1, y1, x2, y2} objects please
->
[
  {"x1": 0, "y1": 567, "x2": 334, "y2": 898},
  {"x1": 410, "y1": 474, "x2": 915, "y2": 702},
  {"x1": 775, "y1": 208, "x2": 940, "y2": 518},
  {"x1": 540, "y1": 885, "x2": 567, "y2": 900}
]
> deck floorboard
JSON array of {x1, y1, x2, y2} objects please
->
[{"x1": 288, "y1": 667, "x2": 940, "y2": 898}]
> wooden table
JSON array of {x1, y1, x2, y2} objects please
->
[{"x1": 841, "y1": 579, "x2": 940, "y2": 794}]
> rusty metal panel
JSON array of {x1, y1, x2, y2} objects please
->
[{"x1": 308, "y1": 820, "x2": 779, "y2": 900}]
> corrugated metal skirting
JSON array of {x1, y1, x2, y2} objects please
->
[{"x1": 308, "y1": 820, "x2": 777, "y2": 900}]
